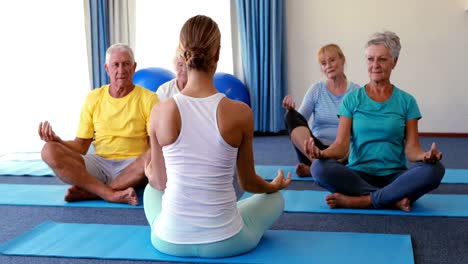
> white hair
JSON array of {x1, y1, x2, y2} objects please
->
[
  {"x1": 366, "y1": 31, "x2": 401, "y2": 59},
  {"x1": 105, "y1": 43, "x2": 135, "y2": 64}
]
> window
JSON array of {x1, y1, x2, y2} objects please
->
[
  {"x1": 134, "y1": 0, "x2": 233, "y2": 73},
  {"x1": 0, "y1": 1, "x2": 89, "y2": 153},
  {"x1": 0, "y1": 1, "x2": 233, "y2": 154}
]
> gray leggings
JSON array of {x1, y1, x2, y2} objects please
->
[
  {"x1": 143, "y1": 184, "x2": 284, "y2": 258},
  {"x1": 312, "y1": 159, "x2": 445, "y2": 208}
]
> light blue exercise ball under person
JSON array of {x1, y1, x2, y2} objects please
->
[
  {"x1": 133, "y1": 67, "x2": 176, "y2": 92},
  {"x1": 213, "y1": 72, "x2": 251, "y2": 107}
]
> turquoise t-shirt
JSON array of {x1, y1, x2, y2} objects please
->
[{"x1": 338, "y1": 86, "x2": 421, "y2": 176}]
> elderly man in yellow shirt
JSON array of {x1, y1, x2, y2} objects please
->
[{"x1": 38, "y1": 43, "x2": 158, "y2": 206}]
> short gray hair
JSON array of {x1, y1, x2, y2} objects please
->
[
  {"x1": 366, "y1": 31, "x2": 401, "y2": 59},
  {"x1": 105, "y1": 43, "x2": 135, "y2": 64}
]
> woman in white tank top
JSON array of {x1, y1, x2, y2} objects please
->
[{"x1": 143, "y1": 15, "x2": 291, "y2": 258}]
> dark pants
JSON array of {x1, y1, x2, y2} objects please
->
[
  {"x1": 284, "y1": 109, "x2": 328, "y2": 166},
  {"x1": 312, "y1": 159, "x2": 445, "y2": 208}
]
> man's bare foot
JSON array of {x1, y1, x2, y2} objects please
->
[
  {"x1": 110, "y1": 188, "x2": 139, "y2": 206},
  {"x1": 65, "y1": 186, "x2": 139, "y2": 206},
  {"x1": 325, "y1": 193, "x2": 372, "y2": 209},
  {"x1": 64, "y1": 186, "x2": 98, "y2": 202},
  {"x1": 296, "y1": 163, "x2": 311, "y2": 177},
  {"x1": 395, "y1": 197, "x2": 411, "y2": 212}
]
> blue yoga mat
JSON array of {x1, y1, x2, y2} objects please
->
[
  {"x1": 442, "y1": 169, "x2": 468, "y2": 183},
  {"x1": 0, "y1": 149, "x2": 94, "y2": 177},
  {"x1": 0, "y1": 221, "x2": 414, "y2": 264},
  {"x1": 255, "y1": 165, "x2": 468, "y2": 184},
  {"x1": 0, "y1": 155, "x2": 466, "y2": 184},
  {"x1": 4, "y1": 182, "x2": 464, "y2": 217},
  {"x1": 242, "y1": 190, "x2": 468, "y2": 217},
  {"x1": 0, "y1": 153, "x2": 54, "y2": 176},
  {"x1": 0, "y1": 184, "x2": 142, "y2": 208}
]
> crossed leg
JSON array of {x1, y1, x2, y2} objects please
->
[
  {"x1": 285, "y1": 109, "x2": 332, "y2": 177},
  {"x1": 325, "y1": 193, "x2": 411, "y2": 212},
  {"x1": 289, "y1": 126, "x2": 315, "y2": 177},
  {"x1": 312, "y1": 159, "x2": 444, "y2": 212},
  {"x1": 41, "y1": 142, "x2": 148, "y2": 205}
]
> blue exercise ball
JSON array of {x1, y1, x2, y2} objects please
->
[
  {"x1": 214, "y1": 72, "x2": 251, "y2": 107},
  {"x1": 133, "y1": 67, "x2": 175, "y2": 92}
]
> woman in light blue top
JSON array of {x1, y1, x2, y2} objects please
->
[
  {"x1": 305, "y1": 31, "x2": 444, "y2": 211},
  {"x1": 283, "y1": 44, "x2": 359, "y2": 177}
]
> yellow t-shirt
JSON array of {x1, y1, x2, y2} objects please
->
[{"x1": 77, "y1": 85, "x2": 159, "y2": 160}]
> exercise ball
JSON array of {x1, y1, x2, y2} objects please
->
[
  {"x1": 214, "y1": 72, "x2": 251, "y2": 107},
  {"x1": 133, "y1": 67, "x2": 175, "y2": 92}
]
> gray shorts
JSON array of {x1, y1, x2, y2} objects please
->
[{"x1": 82, "y1": 154, "x2": 137, "y2": 184}]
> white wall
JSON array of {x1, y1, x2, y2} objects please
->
[{"x1": 285, "y1": 0, "x2": 468, "y2": 133}]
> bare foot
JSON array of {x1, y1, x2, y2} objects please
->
[
  {"x1": 64, "y1": 186, "x2": 98, "y2": 202},
  {"x1": 65, "y1": 186, "x2": 139, "y2": 206},
  {"x1": 296, "y1": 163, "x2": 311, "y2": 177},
  {"x1": 395, "y1": 197, "x2": 411, "y2": 212},
  {"x1": 325, "y1": 193, "x2": 372, "y2": 209},
  {"x1": 110, "y1": 188, "x2": 139, "y2": 206}
]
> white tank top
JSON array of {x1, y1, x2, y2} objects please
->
[{"x1": 154, "y1": 93, "x2": 243, "y2": 244}]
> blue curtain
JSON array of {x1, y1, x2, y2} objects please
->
[
  {"x1": 89, "y1": 0, "x2": 109, "y2": 88},
  {"x1": 236, "y1": 0, "x2": 286, "y2": 132}
]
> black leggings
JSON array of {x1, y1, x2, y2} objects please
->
[{"x1": 284, "y1": 109, "x2": 328, "y2": 166}]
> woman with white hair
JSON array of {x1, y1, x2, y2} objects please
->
[
  {"x1": 155, "y1": 48, "x2": 188, "y2": 101},
  {"x1": 305, "y1": 31, "x2": 445, "y2": 212}
]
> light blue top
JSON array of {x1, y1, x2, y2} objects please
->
[
  {"x1": 298, "y1": 81, "x2": 360, "y2": 145},
  {"x1": 338, "y1": 86, "x2": 422, "y2": 176}
]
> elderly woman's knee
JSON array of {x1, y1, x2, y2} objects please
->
[
  {"x1": 417, "y1": 161, "x2": 445, "y2": 189},
  {"x1": 429, "y1": 161, "x2": 445, "y2": 186},
  {"x1": 311, "y1": 159, "x2": 329, "y2": 180}
]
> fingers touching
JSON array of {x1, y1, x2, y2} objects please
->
[
  {"x1": 423, "y1": 142, "x2": 442, "y2": 163},
  {"x1": 282, "y1": 95, "x2": 296, "y2": 110},
  {"x1": 38, "y1": 121, "x2": 59, "y2": 142},
  {"x1": 272, "y1": 169, "x2": 292, "y2": 191},
  {"x1": 304, "y1": 137, "x2": 321, "y2": 160}
]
